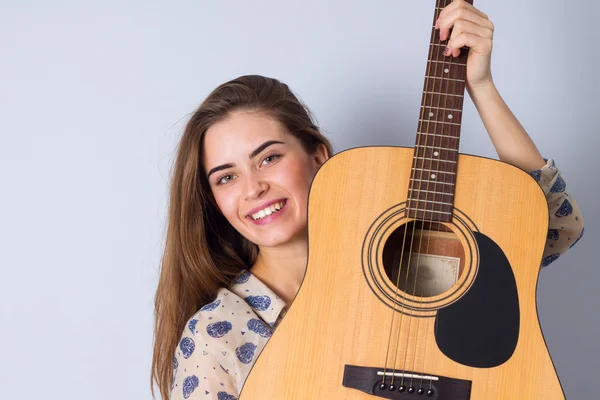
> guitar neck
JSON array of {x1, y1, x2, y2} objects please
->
[{"x1": 406, "y1": 0, "x2": 473, "y2": 223}]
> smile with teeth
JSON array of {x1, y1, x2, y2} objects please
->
[{"x1": 250, "y1": 200, "x2": 287, "y2": 220}]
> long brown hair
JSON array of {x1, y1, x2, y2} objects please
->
[{"x1": 151, "y1": 75, "x2": 333, "y2": 399}]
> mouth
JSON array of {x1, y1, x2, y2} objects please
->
[{"x1": 246, "y1": 199, "x2": 288, "y2": 221}]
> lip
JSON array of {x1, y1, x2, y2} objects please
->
[{"x1": 245, "y1": 198, "x2": 288, "y2": 217}]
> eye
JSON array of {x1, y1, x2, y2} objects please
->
[
  {"x1": 216, "y1": 174, "x2": 236, "y2": 186},
  {"x1": 261, "y1": 153, "x2": 280, "y2": 166}
]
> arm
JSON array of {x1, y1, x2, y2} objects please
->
[
  {"x1": 468, "y1": 81, "x2": 585, "y2": 268},
  {"x1": 528, "y1": 158, "x2": 585, "y2": 268},
  {"x1": 436, "y1": 1, "x2": 549, "y2": 173},
  {"x1": 171, "y1": 329, "x2": 238, "y2": 400},
  {"x1": 467, "y1": 81, "x2": 546, "y2": 172}
]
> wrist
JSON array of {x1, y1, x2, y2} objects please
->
[{"x1": 467, "y1": 78, "x2": 496, "y2": 98}]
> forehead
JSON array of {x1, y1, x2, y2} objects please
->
[{"x1": 202, "y1": 111, "x2": 293, "y2": 168}]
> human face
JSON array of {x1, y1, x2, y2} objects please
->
[{"x1": 202, "y1": 111, "x2": 327, "y2": 248}]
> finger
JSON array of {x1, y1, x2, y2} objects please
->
[
  {"x1": 446, "y1": 32, "x2": 493, "y2": 58},
  {"x1": 438, "y1": 0, "x2": 489, "y2": 22},
  {"x1": 436, "y1": 2, "x2": 487, "y2": 33},
  {"x1": 448, "y1": 19, "x2": 493, "y2": 44},
  {"x1": 456, "y1": 0, "x2": 489, "y2": 20},
  {"x1": 437, "y1": 8, "x2": 494, "y2": 42}
]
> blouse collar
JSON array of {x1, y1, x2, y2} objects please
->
[{"x1": 229, "y1": 270, "x2": 287, "y2": 327}]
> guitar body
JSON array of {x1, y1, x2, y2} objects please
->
[{"x1": 239, "y1": 147, "x2": 565, "y2": 399}]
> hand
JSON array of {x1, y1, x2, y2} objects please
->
[{"x1": 435, "y1": 0, "x2": 494, "y2": 89}]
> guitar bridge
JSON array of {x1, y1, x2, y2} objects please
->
[{"x1": 342, "y1": 365, "x2": 471, "y2": 399}]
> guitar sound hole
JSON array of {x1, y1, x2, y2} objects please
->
[{"x1": 382, "y1": 220, "x2": 465, "y2": 297}]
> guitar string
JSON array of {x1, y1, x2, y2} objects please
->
[
  {"x1": 387, "y1": 0, "x2": 441, "y2": 388},
  {"x1": 433, "y1": 0, "x2": 470, "y2": 390},
  {"x1": 401, "y1": 0, "x2": 451, "y2": 389},
  {"x1": 400, "y1": 1, "x2": 442, "y2": 387},
  {"x1": 424, "y1": 18, "x2": 449, "y2": 389},
  {"x1": 414, "y1": 0, "x2": 452, "y2": 391},
  {"x1": 385, "y1": 0, "x2": 462, "y2": 389},
  {"x1": 421, "y1": 4, "x2": 447, "y2": 389},
  {"x1": 382, "y1": 42, "x2": 421, "y2": 383},
  {"x1": 382, "y1": 3, "x2": 448, "y2": 379},
  {"x1": 383, "y1": 7, "x2": 438, "y2": 384},
  {"x1": 383, "y1": 134, "x2": 415, "y2": 387},
  {"x1": 424, "y1": 0, "x2": 460, "y2": 390},
  {"x1": 404, "y1": 0, "x2": 465, "y2": 391},
  {"x1": 392, "y1": 0, "x2": 447, "y2": 387}
]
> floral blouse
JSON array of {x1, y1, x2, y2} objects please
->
[{"x1": 170, "y1": 157, "x2": 584, "y2": 400}]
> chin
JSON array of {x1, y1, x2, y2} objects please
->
[{"x1": 253, "y1": 227, "x2": 306, "y2": 248}]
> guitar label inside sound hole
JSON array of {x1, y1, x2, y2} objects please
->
[{"x1": 382, "y1": 220, "x2": 466, "y2": 298}]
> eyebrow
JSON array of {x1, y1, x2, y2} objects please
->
[{"x1": 206, "y1": 140, "x2": 285, "y2": 180}]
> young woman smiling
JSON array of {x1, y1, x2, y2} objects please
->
[{"x1": 151, "y1": 2, "x2": 584, "y2": 399}]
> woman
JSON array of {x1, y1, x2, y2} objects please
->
[{"x1": 151, "y1": 1, "x2": 585, "y2": 399}]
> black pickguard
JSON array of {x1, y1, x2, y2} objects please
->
[{"x1": 435, "y1": 231, "x2": 520, "y2": 368}]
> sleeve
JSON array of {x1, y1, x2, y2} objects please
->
[
  {"x1": 170, "y1": 324, "x2": 239, "y2": 400},
  {"x1": 528, "y1": 158, "x2": 585, "y2": 268}
]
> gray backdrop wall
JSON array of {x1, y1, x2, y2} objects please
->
[{"x1": 1, "y1": 0, "x2": 597, "y2": 398}]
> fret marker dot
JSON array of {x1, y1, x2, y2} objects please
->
[
  {"x1": 431, "y1": 174, "x2": 436, "y2": 179},
  {"x1": 444, "y1": 68, "x2": 449, "y2": 73},
  {"x1": 429, "y1": 112, "x2": 434, "y2": 117},
  {"x1": 448, "y1": 114, "x2": 453, "y2": 119},
  {"x1": 434, "y1": 151, "x2": 439, "y2": 156}
]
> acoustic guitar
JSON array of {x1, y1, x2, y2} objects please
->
[{"x1": 239, "y1": 0, "x2": 565, "y2": 398}]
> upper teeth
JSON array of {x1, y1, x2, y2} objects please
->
[{"x1": 251, "y1": 201, "x2": 285, "y2": 220}]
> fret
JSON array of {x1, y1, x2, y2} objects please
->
[
  {"x1": 419, "y1": 119, "x2": 461, "y2": 126},
  {"x1": 413, "y1": 150, "x2": 458, "y2": 164},
  {"x1": 421, "y1": 105, "x2": 462, "y2": 113},
  {"x1": 410, "y1": 171, "x2": 456, "y2": 184},
  {"x1": 428, "y1": 60, "x2": 465, "y2": 66},
  {"x1": 409, "y1": 191, "x2": 455, "y2": 204},
  {"x1": 408, "y1": 0, "x2": 468, "y2": 216},
  {"x1": 424, "y1": 79, "x2": 465, "y2": 96},
  {"x1": 417, "y1": 132, "x2": 458, "y2": 140},
  {"x1": 410, "y1": 178, "x2": 455, "y2": 185},
  {"x1": 415, "y1": 156, "x2": 457, "y2": 164},
  {"x1": 422, "y1": 94, "x2": 463, "y2": 111},
  {"x1": 412, "y1": 167, "x2": 456, "y2": 175},
  {"x1": 410, "y1": 186, "x2": 454, "y2": 196},
  {"x1": 425, "y1": 75, "x2": 465, "y2": 83},
  {"x1": 424, "y1": 65, "x2": 466, "y2": 81},
  {"x1": 418, "y1": 121, "x2": 461, "y2": 135},
  {"x1": 410, "y1": 188, "x2": 453, "y2": 196},
  {"x1": 406, "y1": 207, "x2": 453, "y2": 215},
  {"x1": 415, "y1": 144, "x2": 458, "y2": 152},
  {"x1": 423, "y1": 91, "x2": 463, "y2": 98},
  {"x1": 408, "y1": 198, "x2": 454, "y2": 206}
]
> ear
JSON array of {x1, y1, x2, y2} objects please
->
[{"x1": 312, "y1": 143, "x2": 330, "y2": 169}]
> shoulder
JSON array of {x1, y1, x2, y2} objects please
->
[
  {"x1": 173, "y1": 286, "x2": 273, "y2": 394},
  {"x1": 528, "y1": 158, "x2": 568, "y2": 199},
  {"x1": 530, "y1": 158, "x2": 585, "y2": 267},
  {"x1": 171, "y1": 297, "x2": 240, "y2": 399}
]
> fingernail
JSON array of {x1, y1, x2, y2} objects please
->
[{"x1": 444, "y1": 46, "x2": 450, "y2": 55}]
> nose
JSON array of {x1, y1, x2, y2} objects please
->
[{"x1": 244, "y1": 172, "x2": 268, "y2": 200}]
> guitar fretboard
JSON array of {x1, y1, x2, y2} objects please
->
[{"x1": 406, "y1": 0, "x2": 473, "y2": 223}]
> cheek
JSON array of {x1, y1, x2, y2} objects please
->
[
  {"x1": 282, "y1": 159, "x2": 316, "y2": 202},
  {"x1": 214, "y1": 191, "x2": 239, "y2": 221}
]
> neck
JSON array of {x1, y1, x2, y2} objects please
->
[
  {"x1": 249, "y1": 230, "x2": 308, "y2": 306},
  {"x1": 406, "y1": 0, "x2": 473, "y2": 223}
]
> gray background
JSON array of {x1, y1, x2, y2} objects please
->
[{"x1": 1, "y1": 0, "x2": 597, "y2": 398}]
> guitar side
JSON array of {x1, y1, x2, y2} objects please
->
[{"x1": 239, "y1": 146, "x2": 564, "y2": 399}]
